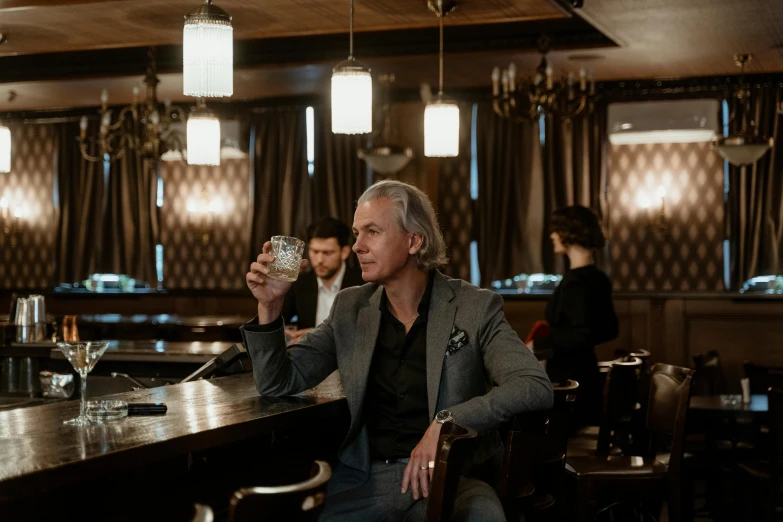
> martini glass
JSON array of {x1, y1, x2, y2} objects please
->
[{"x1": 57, "y1": 342, "x2": 109, "y2": 426}]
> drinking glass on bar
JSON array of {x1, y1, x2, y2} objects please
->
[
  {"x1": 267, "y1": 236, "x2": 305, "y2": 282},
  {"x1": 57, "y1": 342, "x2": 109, "y2": 426}
]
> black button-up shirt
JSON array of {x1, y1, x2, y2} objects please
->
[{"x1": 365, "y1": 272, "x2": 434, "y2": 460}]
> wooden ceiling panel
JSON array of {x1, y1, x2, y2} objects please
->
[{"x1": 0, "y1": 0, "x2": 569, "y2": 56}]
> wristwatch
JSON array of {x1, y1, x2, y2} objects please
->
[{"x1": 435, "y1": 409, "x2": 453, "y2": 424}]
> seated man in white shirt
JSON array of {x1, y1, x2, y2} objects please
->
[{"x1": 281, "y1": 217, "x2": 364, "y2": 343}]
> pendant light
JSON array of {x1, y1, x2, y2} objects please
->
[
  {"x1": 331, "y1": 0, "x2": 372, "y2": 135},
  {"x1": 187, "y1": 99, "x2": 221, "y2": 166},
  {"x1": 183, "y1": 0, "x2": 233, "y2": 98},
  {"x1": 712, "y1": 54, "x2": 774, "y2": 166},
  {"x1": 0, "y1": 125, "x2": 10, "y2": 173},
  {"x1": 424, "y1": 0, "x2": 459, "y2": 158}
]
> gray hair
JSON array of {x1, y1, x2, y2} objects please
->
[{"x1": 357, "y1": 180, "x2": 448, "y2": 270}]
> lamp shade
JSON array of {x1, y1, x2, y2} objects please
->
[
  {"x1": 187, "y1": 107, "x2": 221, "y2": 166},
  {"x1": 331, "y1": 61, "x2": 372, "y2": 134},
  {"x1": 424, "y1": 98, "x2": 459, "y2": 157},
  {"x1": 712, "y1": 134, "x2": 774, "y2": 166},
  {"x1": 183, "y1": 1, "x2": 233, "y2": 97},
  {"x1": 358, "y1": 144, "x2": 413, "y2": 175},
  {"x1": 0, "y1": 126, "x2": 10, "y2": 173}
]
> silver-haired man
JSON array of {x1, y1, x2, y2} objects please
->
[{"x1": 242, "y1": 180, "x2": 552, "y2": 521}]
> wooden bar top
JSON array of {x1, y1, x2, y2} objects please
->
[
  {"x1": 50, "y1": 340, "x2": 237, "y2": 363},
  {"x1": 0, "y1": 372, "x2": 346, "y2": 500},
  {"x1": 1, "y1": 340, "x2": 237, "y2": 363}
]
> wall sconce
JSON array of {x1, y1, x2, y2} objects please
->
[
  {"x1": 637, "y1": 186, "x2": 669, "y2": 236},
  {"x1": 186, "y1": 190, "x2": 224, "y2": 245},
  {"x1": 0, "y1": 194, "x2": 27, "y2": 247}
]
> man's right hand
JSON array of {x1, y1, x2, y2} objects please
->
[{"x1": 246, "y1": 241, "x2": 307, "y2": 323}]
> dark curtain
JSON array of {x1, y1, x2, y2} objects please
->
[
  {"x1": 544, "y1": 104, "x2": 609, "y2": 274},
  {"x1": 248, "y1": 107, "x2": 311, "y2": 258},
  {"x1": 102, "y1": 119, "x2": 159, "y2": 285},
  {"x1": 438, "y1": 102, "x2": 474, "y2": 281},
  {"x1": 475, "y1": 102, "x2": 545, "y2": 286},
  {"x1": 313, "y1": 104, "x2": 368, "y2": 227},
  {"x1": 726, "y1": 84, "x2": 783, "y2": 288},
  {"x1": 54, "y1": 121, "x2": 106, "y2": 284}
]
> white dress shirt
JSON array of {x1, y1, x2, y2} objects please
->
[{"x1": 315, "y1": 262, "x2": 347, "y2": 327}]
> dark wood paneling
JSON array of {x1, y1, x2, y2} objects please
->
[{"x1": 503, "y1": 295, "x2": 783, "y2": 391}]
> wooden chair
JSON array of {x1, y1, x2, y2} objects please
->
[
  {"x1": 565, "y1": 363, "x2": 694, "y2": 522},
  {"x1": 692, "y1": 350, "x2": 728, "y2": 396},
  {"x1": 227, "y1": 460, "x2": 332, "y2": 522},
  {"x1": 496, "y1": 381, "x2": 580, "y2": 522},
  {"x1": 737, "y1": 387, "x2": 782, "y2": 521},
  {"x1": 426, "y1": 421, "x2": 479, "y2": 522},
  {"x1": 570, "y1": 357, "x2": 642, "y2": 457}
]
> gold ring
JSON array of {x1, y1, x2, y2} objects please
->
[
  {"x1": 428, "y1": 461, "x2": 435, "y2": 469},
  {"x1": 419, "y1": 466, "x2": 428, "y2": 471}
]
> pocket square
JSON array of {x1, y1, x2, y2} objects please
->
[{"x1": 445, "y1": 325, "x2": 469, "y2": 358}]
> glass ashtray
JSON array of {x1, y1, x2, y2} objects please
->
[{"x1": 85, "y1": 400, "x2": 128, "y2": 422}]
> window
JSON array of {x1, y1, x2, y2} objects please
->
[
  {"x1": 156, "y1": 176, "x2": 164, "y2": 208},
  {"x1": 155, "y1": 244, "x2": 164, "y2": 288},
  {"x1": 306, "y1": 106, "x2": 315, "y2": 177},
  {"x1": 722, "y1": 99, "x2": 731, "y2": 289},
  {"x1": 470, "y1": 103, "x2": 480, "y2": 286}
]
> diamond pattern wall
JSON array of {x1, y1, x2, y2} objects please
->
[
  {"x1": 607, "y1": 142, "x2": 724, "y2": 291},
  {"x1": 159, "y1": 159, "x2": 250, "y2": 289},
  {"x1": 0, "y1": 124, "x2": 56, "y2": 289}
]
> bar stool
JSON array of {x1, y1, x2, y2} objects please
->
[{"x1": 227, "y1": 460, "x2": 332, "y2": 522}]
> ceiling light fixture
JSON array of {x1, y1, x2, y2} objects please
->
[
  {"x1": 424, "y1": 0, "x2": 459, "y2": 158},
  {"x1": 491, "y1": 34, "x2": 597, "y2": 122},
  {"x1": 0, "y1": 125, "x2": 10, "y2": 173},
  {"x1": 712, "y1": 54, "x2": 774, "y2": 166},
  {"x1": 331, "y1": 0, "x2": 372, "y2": 135},
  {"x1": 183, "y1": 0, "x2": 233, "y2": 98},
  {"x1": 358, "y1": 74, "x2": 413, "y2": 175},
  {"x1": 186, "y1": 99, "x2": 221, "y2": 166}
]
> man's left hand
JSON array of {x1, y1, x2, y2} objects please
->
[{"x1": 401, "y1": 420, "x2": 442, "y2": 500}]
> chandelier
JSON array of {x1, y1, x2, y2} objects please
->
[
  {"x1": 491, "y1": 35, "x2": 597, "y2": 122},
  {"x1": 712, "y1": 54, "x2": 774, "y2": 166},
  {"x1": 79, "y1": 48, "x2": 188, "y2": 166}
]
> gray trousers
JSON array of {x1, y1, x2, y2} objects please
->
[{"x1": 319, "y1": 461, "x2": 507, "y2": 522}]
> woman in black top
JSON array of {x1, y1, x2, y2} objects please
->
[{"x1": 527, "y1": 205, "x2": 618, "y2": 424}]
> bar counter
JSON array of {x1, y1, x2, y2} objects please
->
[{"x1": 0, "y1": 372, "x2": 347, "y2": 503}]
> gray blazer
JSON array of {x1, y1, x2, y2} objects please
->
[{"x1": 241, "y1": 271, "x2": 553, "y2": 495}]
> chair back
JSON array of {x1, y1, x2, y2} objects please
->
[
  {"x1": 692, "y1": 350, "x2": 727, "y2": 395},
  {"x1": 228, "y1": 460, "x2": 331, "y2": 522},
  {"x1": 427, "y1": 421, "x2": 479, "y2": 522},
  {"x1": 646, "y1": 364, "x2": 694, "y2": 472},
  {"x1": 550, "y1": 379, "x2": 579, "y2": 456},
  {"x1": 768, "y1": 388, "x2": 783, "y2": 474},
  {"x1": 743, "y1": 362, "x2": 783, "y2": 395},
  {"x1": 495, "y1": 410, "x2": 549, "y2": 520},
  {"x1": 597, "y1": 357, "x2": 642, "y2": 455}
]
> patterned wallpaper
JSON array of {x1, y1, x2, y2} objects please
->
[
  {"x1": 159, "y1": 159, "x2": 250, "y2": 290},
  {"x1": 607, "y1": 142, "x2": 725, "y2": 291},
  {"x1": 0, "y1": 124, "x2": 57, "y2": 289}
]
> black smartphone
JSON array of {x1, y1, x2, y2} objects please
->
[{"x1": 127, "y1": 402, "x2": 168, "y2": 416}]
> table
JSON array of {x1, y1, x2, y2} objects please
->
[
  {"x1": 689, "y1": 394, "x2": 769, "y2": 413},
  {"x1": 0, "y1": 372, "x2": 346, "y2": 501}
]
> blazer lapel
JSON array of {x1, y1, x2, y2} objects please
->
[
  {"x1": 426, "y1": 272, "x2": 457, "y2": 418},
  {"x1": 347, "y1": 285, "x2": 383, "y2": 422}
]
